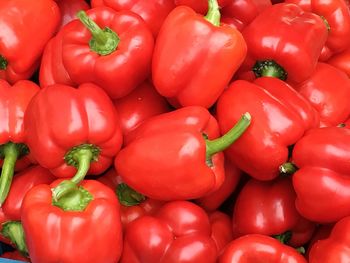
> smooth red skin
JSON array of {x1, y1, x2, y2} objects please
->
[
  {"x1": 309, "y1": 217, "x2": 350, "y2": 263},
  {"x1": 292, "y1": 127, "x2": 350, "y2": 223},
  {"x1": 21, "y1": 180, "x2": 122, "y2": 263},
  {"x1": 0, "y1": 0, "x2": 60, "y2": 83},
  {"x1": 174, "y1": 0, "x2": 230, "y2": 14},
  {"x1": 115, "y1": 106, "x2": 226, "y2": 200},
  {"x1": 196, "y1": 160, "x2": 241, "y2": 212},
  {"x1": 328, "y1": 47, "x2": 350, "y2": 77},
  {"x1": 91, "y1": 0, "x2": 175, "y2": 37},
  {"x1": 121, "y1": 201, "x2": 218, "y2": 263},
  {"x1": 113, "y1": 81, "x2": 170, "y2": 138},
  {"x1": 216, "y1": 78, "x2": 318, "y2": 181},
  {"x1": 221, "y1": 17, "x2": 245, "y2": 31},
  {"x1": 219, "y1": 234, "x2": 307, "y2": 263},
  {"x1": 24, "y1": 83, "x2": 123, "y2": 178},
  {"x1": 241, "y1": 3, "x2": 328, "y2": 84},
  {"x1": 209, "y1": 211, "x2": 233, "y2": 253},
  {"x1": 221, "y1": 0, "x2": 272, "y2": 30},
  {"x1": 295, "y1": 63, "x2": 350, "y2": 127},
  {"x1": 152, "y1": 6, "x2": 247, "y2": 109},
  {"x1": 1, "y1": 251, "x2": 30, "y2": 262},
  {"x1": 286, "y1": 0, "x2": 350, "y2": 54},
  {"x1": 57, "y1": 0, "x2": 90, "y2": 29},
  {"x1": 0, "y1": 80, "x2": 40, "y2": 171},
  {"x1": 97, "y1": 169, "x2": 164, "y2": 229},
  {"x1": 288, "y1": 217, "x2": 315, "y2": 247},
  {"x1": 306, "y1": 224, "x2": 333, "y2": 259}
]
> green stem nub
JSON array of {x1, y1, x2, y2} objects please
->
[
  {"x1": 1, "y1": 221, "x2": 28, "y2": 258},
  {"x1": 0, "y1": 142, "x2": 29, "y2": 206},
  {"x1": 76, "y1": 10, "x2": 120, "y2": 55},
  {"x1": 117, "y1": 183, "x2": 146, "y2": 206},
  {"x1": 204, "y1": 0, "x2": 221, "y2": 26},
  {"x1": 279, "y1": 162, "x2": 298, "y2": 175},
  {"x1": 320, "y1": 16, "x2": 331, "y2": 32},
  {"x1": 273, "y1": 231, "x2": 292, "y2": 244},
  {"x1": 206, "y1": 113, "x2": 251, "y2": 166},
  {"x1": 253, "y1": 60, "x2": 287, "y2": 80},
  {"x1": 52, "y1": 144, "x2": 100, "y2": 206},
  {"x1": 0, "y1": 55, "x2": 8, "y2": 70}
]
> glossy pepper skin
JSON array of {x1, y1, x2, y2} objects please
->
[
  {"x1": 286, "y1": 0, "x2": 350, "y2": 58},
  {"x1": 292, "y1": 127, "x2": 350, "y2": 223},
  {"x1": 328, "y1": 47, "x2": 350, "y2": 77},
  {"x1": 216, "y1": 77, "x2": 319, "y2": 181},
  {"x1": 91, "y1": 0, "x2": 175, "y2": 37},
  {"x1": 0, "y1": 80, "x2": 40, "y2": 206},
  {"x1": 174, "y1": 0, "x2": 230, "y2": 14},
  {"x1": 209, "y1": 211, "x2": 233, "y2": 253},
  {"x1": 195, "y1": 160, "x2": 241, "y2": 212},
  {"x1": 219, "y1": 234, "x2": 307, "y2": 263},
  {"x1": 40, "y1": 7, "x2": 154, "y2": 99},
  {"x1": 0, "y1": 0, "x2": 60, "y2": 83},
  {"x1": 24, "y1": 83, "x2": 122, "y2": 193},
  {"x1": 240, "y1": 3, "x2": 328, "y2": 84},
  {"x1": 152, "y1": 1, "x2": 247, "y2": 108},
  {"x1": 232, "y1": 177, "x2": 315, "y2": 247},
  {"x1": 57, "y1": 0, "x2": 90, "y2": 29},
  {"x1": 120, "y1": 201, "x2": 218, "y2": 263},
  {"x1": 21, "y1": 179, "x2": 123, "y2": 263},
  {"x1": 116, "y1": 106, "x2": 251, "y2": 200},
  {"x1": 113, "y1": 81, "x2": 170, "y2": 139},
  {"x1": 295, "y1": 63, "x2": 350, "y2": 127},
  {"x1": 309, "y1": 217, "x2": 350, "y2": 263}
]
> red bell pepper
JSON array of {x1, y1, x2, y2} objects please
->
[
  {"x1": 240, "y1": 3, "x2": 328, "y2": 84},
  {"x1": 216, "y1": 77, "x2": 319, "y2": 181},
  {"x1": 115, "y1": 106, "x2": 251, "y2": 200},
  {"x1": 219, "y1": 234, "x2": 307, "y2": 263},
  {"x1": 285, "y1": 0, "x2": 350, "y2": 59},
  {"x1": 0, "y1": 0, "x2": 60, "y2": 83},
  {"x1": 120, "y1": 201, "x2": 218, "y2": 263},
  {"x1": 209, "y1": 211, "x2": 233, "y2": 253},
  {"x1": 57, "y1": 0, "x2": 90, "y2": 29},
  {"x1": 292, "y1": 126, "x2": 350, "y2": 223},
  {"x1": 306, "y1": 224, "x2": 333, "y2": 259},
  {"x1": 309, "y1": 216, "x2": 350, "y2": 263},
  {"x1": 40, "y1": 7, "x2": 154, "y2": 99},
  {"x1": 232, "y1": 177, "x2": 315, "y2": 247},
  {"x1": 98, "y1": 169, "x2": 164, "y2": 229},
  {"x1": 0, "y1": 166, "x2": 56, "y2": 256},
  {"x1": 91, "y1": 0, "x2": 175, "y2": 37},
  {"x1": 174, "y1": 0, "x2": 230, "y2": 14},
  {"x1": 1, "y1": 251, "x2": 30, "y2": 262},
  {"x1": 113, "y1": 81, "x2": 170, "y2": 138},
  {"x1": 195, "y1": 160, "x2": 241, "y2": 212},
  {"x1": 24, "y1": 83, "x2": 123, "y2": 198},
  {"x1": 152, "y1": 0, "x2": 247, "y2": 108},
  {"x1": 295, "y1": 63, "x2": 350, "y2": 127},
  {"x1": 21, "y1": 179, "x2": 123, "y2": 263},
  {"x1": 0, "y1": 80, "x2": 40, "y2": 205},
  {"x1": 328, "y1": 47, "x2": 350, "y2": 77}
]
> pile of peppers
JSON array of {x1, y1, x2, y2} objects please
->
[{"x1": 1, "y1": 0, "x2": 350, "y2": 262}]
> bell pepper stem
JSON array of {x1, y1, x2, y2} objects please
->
[
  {"x1": 0, "y1": 142, "x2": 29, "y2": 206},
  {"x1": 320, "y1": 15, "x2": 330, "y2": 31},
  {"x1": 0, "y1": 55, "x2": 8, "y2": 70},
  {"x1": 206, "y1": 112, "x2": 251, "y2": 159},
  {"x1": 273, "y1": 231, "x2": 292, "y2": 244},
  {"x1": 253, "y1": 60, "x2": 287, "y2": 80},
  {"x1": 76, "y1": 10, "x2": 120, "y2": 55},
  {"x1": 204, "y1": 0, "x2": 221, "y2": 26},
  {"x1": 1, "y1": 221, "x2": 28, "y2": 257},
  {"x1": 279, "y1": 162, "x2": 298, "y2": 175},
  {"x1": 117, "y1": 183, "x2": 146, "y2": 206}
]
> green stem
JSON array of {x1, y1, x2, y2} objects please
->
[
  {"x1": 117, "y1": 183, "x2": 146, "y2": 206},
  {"x1": 273, "y1": 231, "x2": 292, "y2": 244},
  {"x1": 320, "y1": 15, "x2": 330, "y2": 32},
  {"x1": 0, "y1": 55, "x2": 8, "y2": 70},
  {"x1": 204, "y1": 0, "x2": 221, "y2": 26},
  {"x1": 76, "y1": 10, "x2": 119, "y2": 55},
  {"x1": 1, "y1": 221, "x2": 28, "y2": 257},
  {"x1": 206, "y1": 113, "x2": 251, "y2": 160},
  {"x1": 279, "y1": 162, "x2": 298, "y2": 175},
  {"x1": 0, "y1": 143, "x2": 29, "y2": 206},
  {"x1": 252, "y1": 60, "x2": 287, "y2": 80}
]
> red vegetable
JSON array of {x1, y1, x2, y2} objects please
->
[
  {"x1": 0, "y1": 0, "x2": 60, "y2": 83},
  {"x1": 57, "y1": 0, "x2": 90, "y2": 29},
  {"x1": 0, "y1": 80, "x2": 40, "y2": 205},
  {"x1": 328, "y1": 47, "x2": 350, "y2": 77},
  {"x1": 120, "y1": 201, "x2": 218, "y2": 263},
  {"x1": 152, "y1": 0, "x2": 247, "y2": 108},
  {"x1": 240, "y1": 3, "x2": 328, "y2": 83},
  {"x1": 209, "y1": 211, "x2": 233, "y2": 253},
  {"x1": 1, "y1": 251, "x2": 30, "y2": 262},
  {"x1": 216, "y1": 77, "x2": 319, "y2": 181},
  {"x1": 174, "y1": 0, "x2": 230, "y2": 14},
  {"x1": 116, "y1": 106, "x2": 251, "y2": 200}
]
